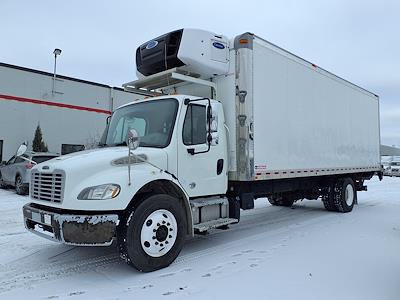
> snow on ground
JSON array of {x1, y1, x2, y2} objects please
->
[{"x1": 0, "y1": 176, "x2": 399, "y2": 300}]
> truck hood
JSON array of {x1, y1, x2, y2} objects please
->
[{"x1": 33, "y1": 147, "x2": 168, "y2": 173}]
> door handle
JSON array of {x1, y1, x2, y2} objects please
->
[{"x1": 217, "y1": 159, "x2": 224, "y2": 175}]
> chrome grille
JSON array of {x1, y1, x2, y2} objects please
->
[{"x1": 31, "y1": 170, "x2": 65, "y2": 203}]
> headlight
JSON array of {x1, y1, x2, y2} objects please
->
[{"x1": 78, "y1": 184, "x2": 120, "y2": 200}]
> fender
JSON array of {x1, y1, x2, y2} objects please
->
[
  {"x1": 126, "y1": 178, "x2": 194, "y2": 236},
  {"x1": 55, "y1": 161, "x2": 193, "y2": 235}
]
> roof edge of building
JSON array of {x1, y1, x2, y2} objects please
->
[{"x1": 0, "y1": 62, "x2": 125, "y2": 91}]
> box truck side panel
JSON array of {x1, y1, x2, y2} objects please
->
[{"x1": 252, "y1": 38, "x2": 380, "y2": 179}]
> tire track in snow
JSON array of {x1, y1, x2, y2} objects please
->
[
  {"x1": 0, "y1": 201, "x2": 365, "y2": 294},
  {"x1": 0, "y1": 252, "x2": 122, "y2": 294}
]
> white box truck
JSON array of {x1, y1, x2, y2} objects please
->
[{"x1": 22, "y1": 29, "x2": 382, "y2": 272}]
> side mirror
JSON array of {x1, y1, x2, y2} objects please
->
[
  {"x1": 126, "y1": 129, "x2": 140, "y2": 151},
  {"x1": 16, "y1": 144, "x2": 27, "y2": 157}
]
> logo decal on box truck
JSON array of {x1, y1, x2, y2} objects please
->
[
  {"x1": 212, "y1": 42, "x2": 225, "y2": 49},
  {"x1": 146, "y1": 40, "x2": 159, "y2": 50}
]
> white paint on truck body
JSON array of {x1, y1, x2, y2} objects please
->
[{"x1": 250, "y1": 36, "x2": 381, "y2": 178}]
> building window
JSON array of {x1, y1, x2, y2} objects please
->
[{"x1": 61, "y1": 144, "x2": 85, "y2": 155}]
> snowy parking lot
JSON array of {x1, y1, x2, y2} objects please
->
[{"x1": 0, "y1": 176, "x2": 399, "y2": 300}]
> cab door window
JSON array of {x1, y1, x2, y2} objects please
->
[{"x1": 183, "y1": 104, "x2": 207, "y2": 145}]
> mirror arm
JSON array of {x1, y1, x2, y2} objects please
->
[{"x1": 128, "y1": 146, "x2": 132, "y2": 185}]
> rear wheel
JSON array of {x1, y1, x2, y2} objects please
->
[
  {"x1": 333, "y1": 178, "x2": 356, "y2": 213},
  {"x1": 119, "y1": 194, "x2": 187, "y2": 272},
  {"x1": 322, "y1": 186, "x2": 336, "y2": 211},
  {"x1": 322, "y1": 178, "x2": 356, "y2": 212},
  {"x1": 15, "y1": 175, "x2": 27, "y2": 195}
]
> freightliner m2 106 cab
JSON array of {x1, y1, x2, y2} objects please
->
[{"x1": 22, "y1": 29, "x2": 382, "y2": 272}]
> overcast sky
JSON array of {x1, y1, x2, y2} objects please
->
[{"x1": 1, "y1": 0, "x2": 399, "y2": 146}]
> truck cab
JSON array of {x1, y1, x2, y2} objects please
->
[{"x1": 23, "y1": 94, "x2": 232, "y2": 272}]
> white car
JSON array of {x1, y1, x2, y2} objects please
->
[
  {"x1": 0, "y1": 151, "x2": 59, "y2": 194},
  {"x1": 388, "y1": 161, "x2": 400, "y2": 177}
]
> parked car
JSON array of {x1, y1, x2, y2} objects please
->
[
  {"x1": 382, "y1": 160, "x2": 391, "y2": 176},
  {"x1": 0, "y1": 151, "x2": 59, "y2": 195},
  {"x1": 388, "y1": 161, "x2": 400, "y2": 177}
]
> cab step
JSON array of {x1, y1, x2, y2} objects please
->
[
  {"x1": 194, "y1": 218, "x2": 238, "y2": 233},
  {"x1": 190, "y1": 197, "x2": 227, "y2": 208}
]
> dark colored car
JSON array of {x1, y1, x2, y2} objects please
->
[{"x1": 0, "y1": 152, "x2": 59, "y2": 195}]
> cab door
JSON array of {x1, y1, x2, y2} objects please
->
[{"x1": 177, "y1": 100, "x2": 227, "y2": 197}]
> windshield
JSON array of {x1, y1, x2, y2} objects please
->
[
  {"x1": 390, "y1": 162, "x2": 400, "y2": 166},
  {"x1": 105, "y1": 99, "x2": 178, "y2": 148}
]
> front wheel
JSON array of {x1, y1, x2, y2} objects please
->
[
  {"x1": 119, "y1": 194, "x2": 187, "y2": 272},
  {"x1": 15, "y1": 175, "x2": 27, "y2": 195}
]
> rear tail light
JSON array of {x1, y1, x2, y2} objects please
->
[{"x1": 25, "y1": 163, "x2": 33, "y2": 169}]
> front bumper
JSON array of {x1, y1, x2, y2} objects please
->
[{"x1": 23, "y1": 204, "x2": 120, "y2": 246}]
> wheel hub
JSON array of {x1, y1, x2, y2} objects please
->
[
  {"x1": 156, "y1": 225, "x2": 168, "y2": 242},
  {"x1": 140, "y1": 209, "x2": 177, "y2": 257},
  {"x1": 345, "y1": 184, "x2": 354, "y2": 206}
]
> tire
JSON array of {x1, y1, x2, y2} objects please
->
[
  {"x1": 0, "y1": 172, "x2": 8, "y2": 189},
  {"x1": 15, "y1": 175, "x2": 27, "y2": 195},
  {"x1": 268, "y1": 195, "x2": 295, "y2": 207},
  {"x1": 333, "y1": 178, "x2": 356, "y2": 213},
  {"x1": 119, "y1": 194, "x2": 187, "y2": 272},
  {"x1": 322, "y1": 186, "x2": 336, "y2": 211}
]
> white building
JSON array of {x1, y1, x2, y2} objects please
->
[{"x1": 0, "y1": 62, "x2": 145, "y2": 162}]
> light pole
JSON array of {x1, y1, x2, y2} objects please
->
[{"x1": 52, "y1": 48, "x2": 62, "y2": 95}]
